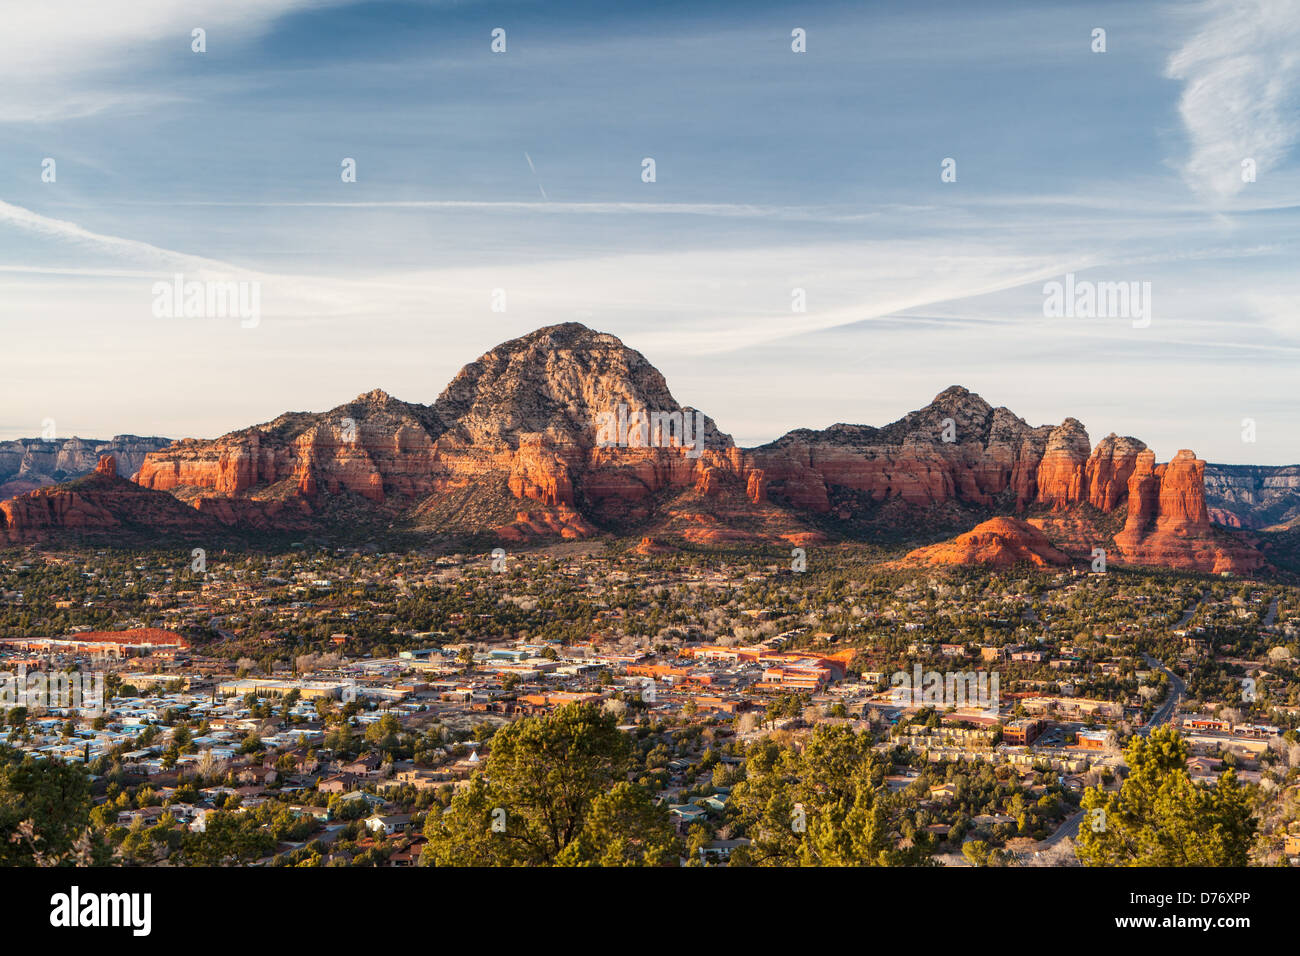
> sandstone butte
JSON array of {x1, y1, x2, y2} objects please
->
[
  {"x1": 894, "y1": 517, "x2": 1070, "y2": 569},
  {"x1": 1, "y1": 323, "x2": 1268, "y2": 575},
  {"x1": 0, "y1": 454, "x2": 228, "y2": 545}
]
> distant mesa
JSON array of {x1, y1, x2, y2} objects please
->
[
  {"x1": 1203, "y1": 463, "x2": 1300, "y2": 531},
  {"x1": 0, "y1": 435, "x2": 172, "y2": 502}
]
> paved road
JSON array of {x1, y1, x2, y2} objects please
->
[
  {"x1": 1265, "y1": 597, "x2": 1279, "y2": 627},
  {"x1": 1173, "y1": 596, "x2": 1203, "y2": 630},
  {"x1": 1139, "y1": 652, "x2": 1185, "y2": 736},
  {"x1": 1135, "y1": 596, "x2": 1199, "y2": 736},
  {"x1": 1018, "y1": 599, "x2": 1199, "y2": 863},
  {"x1": 1036, "y1": 809, "x2": 1084, "y2": 850}
]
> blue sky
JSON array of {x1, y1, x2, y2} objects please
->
[{"x1": 1, "y1": 0, "x2": 1298, "y2": 464}]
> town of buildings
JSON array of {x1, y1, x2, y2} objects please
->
[{"x1": 2, "y1": 544, "x2": 1298, "y2": 866}]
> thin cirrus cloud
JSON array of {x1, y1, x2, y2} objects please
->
[
  {"x1": 3, "y1": 181, "x2": 1292, "y2": 464},
  {"x1": 0, "y1": 1, "x2": 346, "y2": 122},
  {"x1": 0, "y1": 194, "x2": 1080, "y2": 344},
  {"x1": 0, "y1": 0, "x2": 1297, "y2": 462},
  {"x1": 0, "y1": 198, "x2": 225, "y2": 272},
  {"x1": 0, "y1": 0, "x2": 340, "y2": 78},
  {"x1": 1166, "y1": 0, "x2": 1300, "y2": 204},
  {"x1": 0, "y1": 197, "x2": 392, "y2": 323}
]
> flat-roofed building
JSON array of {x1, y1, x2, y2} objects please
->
[
  {"x1": 1002, "y1": 718, "x2": 1044, "y2": 746},
  {"x1": 217, "y1": 678, "x2": 350, "y2": 700}
]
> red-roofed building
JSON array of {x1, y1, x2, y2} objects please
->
[
  {"x1": 72, "y1": 628, "x2": 190, "y2": 649},
  {"x1": 1, "y1": 628, "x2": 189, "y2": 657}
]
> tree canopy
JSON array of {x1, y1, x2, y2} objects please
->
[
  {"x1": 1077, "y1": 726, "x2": 1255, "y2": 866},
  {"x1": 421, "y1": 703, "x2": 676, "y2": 866},
  {"x1": 728, "y1": 724, "x2": 926, "y2": 866},
  {"x1": 0, "y1": 744, "x2": 92, "y2": 865}
]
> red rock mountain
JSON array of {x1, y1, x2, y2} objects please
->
[
  {"x1": 0, "y1": 455, "x2": 229, "y2": 544},
  {"x1": 747, "y1": 393, "x2": 1147, "y2": 516},
  {"x1": 895, "y1": 517, "x2": 1070, "y2": 569},
  {"x1": 1109, "y1": 449, "x2": 1262, "y2": 574},
  {"x1": 747, "y1": 388, "x2": 1262, "y2": 574},
  {"x1": 134, "y1": 324, "x2": 736, "y2": 541},
  {"x1": 1, "y1": 323, "x2": 1269, "y2": 574}
]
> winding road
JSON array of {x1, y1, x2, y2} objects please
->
[
  {"x1": 1137, "y1": 595, "x2": 1201, "y2": 736},
  {"x1": 1138, "y1": 652, "x2": 1185, "y2": 736},
  {"x1": 1037, "y1": 810, "x2": 1083, "y2": 849},
  {"x1": 1025, "y1": 597, "x2": 1199, "y2": 860}
]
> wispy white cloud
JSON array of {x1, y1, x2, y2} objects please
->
[
  {"x1": 0, "y1": 0, "x2": 346, "y2": 122},
  {"x1": 0, "y1": 198, "x2": 386, "y2": 319},
  {"x1": 1166, "y1": 0, "x2": 1300, "y2": 204},
  {"x1": 113, "y1": 198, "x2": 905, "y2": 223},
  {"x1": 0, "y1": 198, "x2": 224, "y2": 271}
]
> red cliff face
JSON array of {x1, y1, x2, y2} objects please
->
[
  {"x1": 0, "y1": 485, "x2": 119, "y2": 541},
  {"x1": 0, "y1": 457, "x2": 224, "y2": 544},
  {"x1": 507, "y1": 436, "x2": 575, "y2": 507},
  {"x1": 133, "y1": 324, "x2": 737, "y2": 539},
  {"x1": 744, "y1": 392, "x2": 1056, "y2": 515},
  {"x1": 1034, "y1": 419, "x2": 1090, "y2": 509},
  {"x1": 114, "y1": 325, "x2": 1266, "y2": 572},
  {"x1": 744, "y1": 386, "x2": 1262, "y2": 574},
  {"x1": 1085, "y1": 434, "x2": 1147, "y2": 511},
  {"x1": 1113, "y1": 449, "x2": 1262, "y2": 573},
  {"x1": 1157, "y1": 449, "x2": 1211, "y2": 529},
  {"x1": 136, "y1": 394, "x2": 440, "y2": 503},
  {"x1": 1035, "y1": 424, "x2": 1149, "y2": 512}
]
